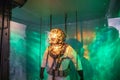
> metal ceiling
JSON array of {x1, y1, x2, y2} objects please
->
[
  {"x1": 23, "y1": 0, "x2": 110, "y2": 17},
  {"x1": 12, "y1": 0, "x2": 120, "y2": 24}
]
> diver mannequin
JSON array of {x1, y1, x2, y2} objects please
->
[{"x1": 40, "y1": 28, "x2": 84, "y2": 80}]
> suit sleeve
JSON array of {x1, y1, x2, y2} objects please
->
[
  {"x1": 66, "y1": 46, "x2": 83, "y2": 70},
  {"x1": 41, "y1": 48, "x2": 49, "y2": 67}
]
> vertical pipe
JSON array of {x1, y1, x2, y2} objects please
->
[
  {"x1": 40, "y1": 17, "x2": 42, "y2": 66},
  {"x1": 75, "y1": 10, "x2": 78, "y2": 73},
  {"x1": 76, "y1": 11, "x2": 78, "y2": 39},
  {"x1": 64, "y1": 13, "x2": 67, "y2": 34},
  {"x1": 80, "y1": 21, "x2": 83, "y2": 45},
  {"x1": 0, "y1": 0, "x2": 5, "y2": 66},
  {"x1": 50, "y1": 14, "x2": 52, "y2": 30}
]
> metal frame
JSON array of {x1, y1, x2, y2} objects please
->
[{"x1": 0, "y1": 0, "x2": 11, "y2": 80}]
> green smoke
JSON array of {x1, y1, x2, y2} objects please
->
[{"x1": 89, "y1": 27, "x2": 120, "y2": 80}]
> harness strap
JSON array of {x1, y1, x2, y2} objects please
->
[
  {"x1": 56, "y1": 57, "x2": 70, "y2": 70},
  {"x1": 47, "y1": 68, "x2": 70, "y2": 77},
  {"x1": 45, "y1": 47, "x2": 49, "y2": 67}
]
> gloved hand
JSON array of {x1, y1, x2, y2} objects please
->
[
  {"x1": 78, "y1": 70, "x2": 84, "y2": 80},
  {"x1": 40, "y1": 67, "x2": 45, "y2": 79}
]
